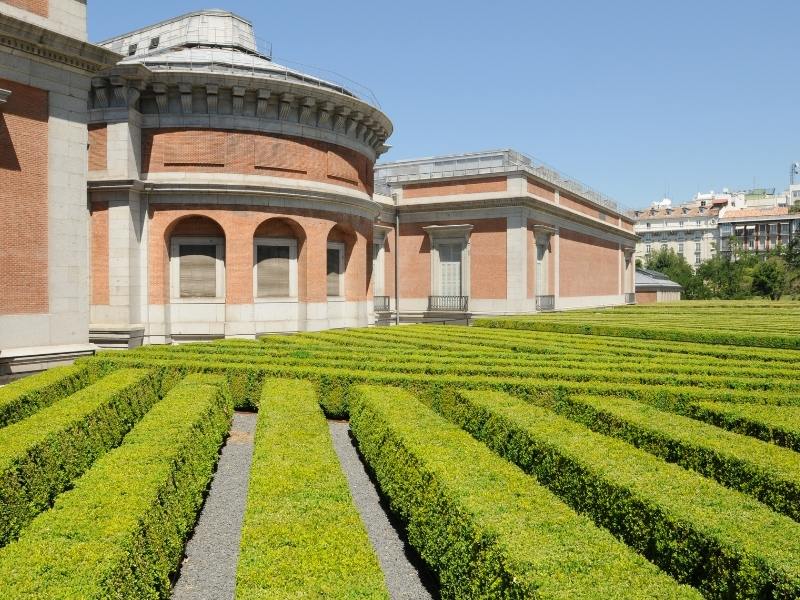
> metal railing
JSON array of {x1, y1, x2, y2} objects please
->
[
  {"x1": 536, "y1": 295, "x2": 556, "y2": 312},
  {"x1": 625, "y1": 293, "x2": 636, "y2": 305},
  {"x1": 373, "y1": 296, "x2": 390, "y2": 312},
  {"x1": 376, "y1": 149, "x2": 629, "y2": 216},
  {"x1": 428, "y1": 296, "x2": 469, "y2": 312}
]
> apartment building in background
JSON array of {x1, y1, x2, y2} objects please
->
[
  {"x1": 633, "y1": 192, "x2": 724, "y2": 267},
  {"x1": 634, "y1": 185, "x2": 800, "y2": 266}
]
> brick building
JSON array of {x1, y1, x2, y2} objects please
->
[
  {"x1": 2, "y1": 8, "x2": 638, "y2": 371},
  {"x1": 0, "y1": 0, "x2": 118, "y2": 375}
]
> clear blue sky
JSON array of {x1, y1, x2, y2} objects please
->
[{"x1": 89, "y1": 1, "x2": 799, "y2": 209}]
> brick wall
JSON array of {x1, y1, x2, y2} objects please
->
[
  {"x1": 469, "y1": 218, "x2": 507, "y2": 299},
  {"x1": 0, "y1": 78, "x2": 49, "y2": 315},
  {"x1": 148, "y1": 205, "x2": 372, "y2": 305},
  {"x1": 559, "y1": 228, "x2": 620, "y2": 297},
  {"x1": 527, "y1": 178, "x2": 556, "y2": 202},
  {"x1": 0, "y1": 0, "x2": 48, "y2": 17},
  {"x1": 90, "y1": 201, "x2": 108, "y2": 305},
  {"x1": 636, "y1": 291, "x2": 657, "y2": 304},
  {"x1": 403, "y1": 176, "x2": 507, "y2": 199},
  {"x1": 88, "y1": 124, "x2": 107, "y2": 171},
  {"x1": 397, "y1": 218, "x2": 507, "y2": 300},
  {"x1": 142, "y1": 129, "x2": 373, "y2": 194},
  {"x1": 560, "y1": 192, "x2": 619, "y2": 224}
]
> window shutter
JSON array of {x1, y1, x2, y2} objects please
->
[
  {"x1": 179, "y1": 244, "x2": 217, "y2": 298},
  {"x1": 438, "y1": 242, "x2": 463, "y2": 296},
  {"x1": 327, "y1": 248, "x2": 341, "y2": 296},
  {"x1": 257, "y1": 245, "x2": 291, "y2": 297}
]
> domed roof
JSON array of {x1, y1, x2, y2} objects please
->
[{"x1": 98, "y1": 9, "x2": 371, "y2": 104}]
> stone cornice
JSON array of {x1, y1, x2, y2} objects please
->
[
  {"x1": 398, "y1": 195, "x2": 638, "y2": 242},
  {"x1": 88, "y1": 66, "x2": 392, "y2": 160},
  {"x1": 0, "y1": 13, "x2": 120, "y2": 74},
  {"x1": 87, "y1": 176, "x2": 380, "y2": 220}
]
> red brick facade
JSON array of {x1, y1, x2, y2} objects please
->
[
  {"x1": 142, "y1": 129, "x2": 374, "y2": 194},
  {"x1": 147, "y1": 205, "x2": 373, "y2": 306},
  {"x1": 88, "y1": 124, "x2": 107, "y2": 171},
  {"x1": 403, "y1": 176, "x2": 507, "y2": 199},
  {"x1": 0, "y1": 78, "x2": 49, "y2": 315},
  {"x1": 0, "y1": 0, "x2": 48, "y2": 17},
  {"x1": 559, "y1": 229, "x2": 619, "y2": 297},
  {"x1": 90, "y1": 201, "x2": 108, "y2": 305},
  {"x1": 527, "y1": 178, "x2": 556, "y2": 202}
]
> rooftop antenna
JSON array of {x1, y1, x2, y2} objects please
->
[{"x1": 791, "y1": 162, "x2": 800, "y2": 186}]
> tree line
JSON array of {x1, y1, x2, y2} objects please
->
[{"x1": 637, "y1": 237, "x2": 800, "y2": 301}]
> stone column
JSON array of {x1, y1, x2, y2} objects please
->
[{"x1": 506, "y1": 210, "x2": 528, "y2": 313}]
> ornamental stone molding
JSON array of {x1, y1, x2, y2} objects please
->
[
  {"x1": 88, "y1": 68, "x2": 392, "y2": 160},
  {"x1": 0, "y1": 88, "x2": 11, "y2": 111},
  {"x1": 0, "y1": 14, "x2": 120, "y2": 75}
]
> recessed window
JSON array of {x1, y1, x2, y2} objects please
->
[
  {"x1": 254, "y1": 238, "x2": 297, "y2": 299},
  {"x1": 170, "y1": 237, "x2": 225, "y2": 300},
  {"x1": 149, "y1": 36, "x2": 160, "y2": 50},
  {"x1": 327, "y1": 242, "x2": 345, "y2": 298}
]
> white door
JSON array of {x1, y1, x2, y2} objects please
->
[{"x1": 438, "y1": 242, "x2": 463, "y2": 296}]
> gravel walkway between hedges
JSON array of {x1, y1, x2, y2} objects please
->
[
  {"x1": 172, "y1": 411, "x2": 257, "y2": 600},
  {"x1": 329, "y1": 421, "x2": 437, "y2": 600}
]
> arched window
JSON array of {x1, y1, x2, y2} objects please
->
[
  {"x1": 326, "y1": 224, "x2": 356, "y2": 299},
  {"x1": 253, "y1": 218, "x2": 304, "y2": 300},
  {"x1": 169, "y1": 216, "x2": 226, "y2": 301}
]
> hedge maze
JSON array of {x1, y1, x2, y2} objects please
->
[{"x1": 0, "y1": 306, "x2": 799, "y2": 598}]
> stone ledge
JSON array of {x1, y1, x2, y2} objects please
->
[{"x1": 0, "y1": 343, "x2": 97, "y2": 377}]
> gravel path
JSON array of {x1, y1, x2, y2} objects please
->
[
  {"x1": 172, "y1": 411, "x2": 257, "y2": 600},
  {"x1": 329, "y1": 421, "x2": 437, "y2": 600}
]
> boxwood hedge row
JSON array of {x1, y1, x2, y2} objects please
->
[
  {"x1": 548, "y1": 394, "x2": 800, "y2": 522},
  {"x1": 688, "y1": 401, "x2": 800, "y2": 453},
  {"x1": 0, "y1": 368, "x2": 162, "y2": 546},
  {"x1": 0, "y1": 363, "x2": 105, "y2": 428},
  {"x1": 349, "y1": 384, "x2": 700, "y2": 599},
  {"x1": 236, "y1": 379, "x2": 388, "y2": 599},
  {"x1": 438, "y1": 389, "x2": 800, "y2": 598},
  {"x1": 475, "y1": 318, "x2": 800, "y2": 349},
  {"x1": 0, "y1": 373, "x2": 232, "y2": 599}
]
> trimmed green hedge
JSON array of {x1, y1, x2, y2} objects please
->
[
  {"x1": 689, "y1": 401, "x2": 800, "y2": 453},
  {"x1": 349, "y1": 385, "x2": 700, "y2": 599},
  {"x1": 0, "y1": 364, "x2": 102, "y2": 428},
  {"x1": 548, "y1": 394, "x2": 800, "y2": 522},
  {"x1": 0, "y1": 373, "x2": 232, "y2": 598},
  {"x1": 0, "y1": 368, "x2": 161, "y2": 546},
  {"x1": 236, "y1": 379, "x2": 388, "y2": 599},
  {"x1": 475, "y1": 318, "x2": 800, "y2": 349},
  {"x1": 80, "y1": 354, "x2": 263, "y2": 411},
  {"x1": 440, "y1": 389, "x2": 800, "y2": 598}
]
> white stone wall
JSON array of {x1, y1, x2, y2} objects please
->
[
  {"x1": 0, "y1": 0, "x2": 87, "y2": 41},
  {"x1": 0, "y1": 45, "x2": 93, "y2": 354}
]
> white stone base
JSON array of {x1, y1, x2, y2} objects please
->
[
  {"x1": 0, "y1": 343, "x2": 97, "y2": 378},
  {"x1": 138, "y1": 300, "x2": 371, "y2": 344}
]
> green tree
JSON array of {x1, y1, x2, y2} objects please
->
[
  {"x1": 751, "y1": 255, "x2": 788, "y2": 300},
  {"x1": 694, "y1": 239, "x2": 758, "y2": 299},
  {"x1": 779, "y1": 237, "x2": 800, "y2": 297},
  {"x1": 644, "y1": 248, "x2": 704, "y2": 299}
]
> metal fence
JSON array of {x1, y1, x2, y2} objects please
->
[
  {"x1": 428, "y1": 296, "x2": 469, "y2": 312},
  {"x1": 373, "y1": 296, "x2": 390, "y2": 312},
  {"x1": 536, "y1": 295, "x2": 556, "y2": 312}
]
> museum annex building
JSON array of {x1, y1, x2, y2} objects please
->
[{"x1": 0, "y1": 3, "x2": 638, "y2": 375}]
